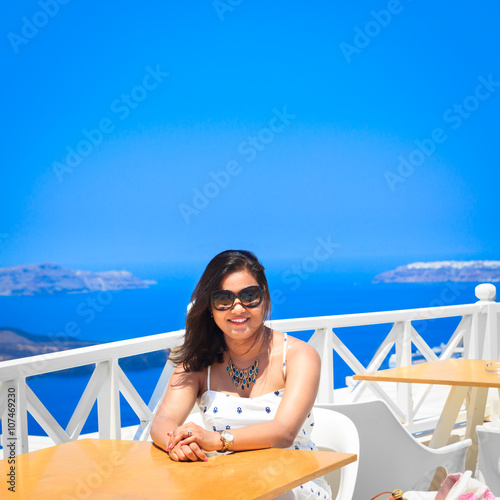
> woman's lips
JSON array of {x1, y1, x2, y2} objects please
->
[{"x1": 228, "y1": 318, "x2": 249, "y2": 324}]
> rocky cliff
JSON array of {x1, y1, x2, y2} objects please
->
[
  {"x1": 373, "y1": 260, "x2": 500, "y2": 283},
  {"x1": 0, "y1": 263, "x2": 157, "y2": 296}
]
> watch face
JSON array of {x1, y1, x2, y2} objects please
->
[{"x1": 221, "y1": 431, "x2": 233, "y2": 448}]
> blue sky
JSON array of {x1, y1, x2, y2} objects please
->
[{"x1": 2, "y1": 1, "x2": 500, "y2": 271}]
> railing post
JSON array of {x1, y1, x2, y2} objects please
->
[
  {"x1": 1, "y1": 378, "x2": 29, "y2": 457},
  {"x1": 395, "y1": 321, "x2": 413, "y2": 423},
  {"x1": 475, "y1": 283, "x2": 498, "y2": 360},
  {"x1": 464, "y1": 312, "x2": 480, "y2": 360},
  {"x1": 309, "y1": 328, "x2": 334, "y2": 404},
  {"x1": 97, "y1": 359, "x2": 121, "y2": 440}
]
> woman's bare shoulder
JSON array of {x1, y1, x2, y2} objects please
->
[{"x1": 273, "y1": 330, "x2": 320, "y2": 361}]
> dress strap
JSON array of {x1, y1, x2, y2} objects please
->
[
  {"x1": 282, "y1": 332, "x2": 288, "y2": 379},
  {"x1": 207, "y1": 365, "x2": 211, "y2": 391}
]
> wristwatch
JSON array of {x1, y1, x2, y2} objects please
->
[{"x1": 218, "y1": 430, "x2": 234, "y2": 452}]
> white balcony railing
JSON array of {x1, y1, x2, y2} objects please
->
[{"x1": 1, "y1": 284, "x2": 498, "y2": 458}]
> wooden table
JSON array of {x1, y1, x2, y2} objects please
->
[
  {"x1": 0, "y1": 439, "x2": 357, "y2": 499},
  {"x1": 353, "y1": 358, "x2": 500, "y2": 470}
]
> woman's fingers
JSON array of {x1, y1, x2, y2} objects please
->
[
  {"x1": 178, "y1": 436, "x2": 196, "y2": 446},
  {"x1": 166, "y1": 423, "x2": 209, "y2": 462},
  {"x1": 180, "y1": 442, "x2": 204, "y2": 462},
  {"x1": 169, "y1": 442, "x2": 206, "y2": 462},
  {"x1": 169, "y1": 423, "x2": 199, "y2": 448},
  {"x1": 188, "y1": 441, "x2": 207, "y2": 462}
]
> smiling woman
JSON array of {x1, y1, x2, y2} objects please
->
[{"x1": 151, "y1": 250, "x2": 332, "y2": 499}]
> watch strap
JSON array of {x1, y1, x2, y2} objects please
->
[{"x1": 218, "y1": 430, "x2": 233, "y2": 452}]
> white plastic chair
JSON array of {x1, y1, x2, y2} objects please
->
[
  {"x1": 316, "y1": 400, "x2": 471, "y2": 500},
  {"x1": 476, "y1": 424, "x2": 500, "y2": 496},
  {"x1": 310, "y1": 407, "x2": 359, "y2": 500}
]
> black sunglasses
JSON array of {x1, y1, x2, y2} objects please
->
[{"x1": 211, "y1": 286, "x2": 264, "y2": 311}]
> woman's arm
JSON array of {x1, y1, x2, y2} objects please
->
[
  {"x1": 150, "y1": 365, "x2": 202, "y2": 452},
  {"x1": 272, "y1": 338, "x2": 321, "y2": 445},
  {"x1": 174, "y1": 337, "x2": 321, "y2": 453}
]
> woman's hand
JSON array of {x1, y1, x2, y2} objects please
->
[{"x1": 166, "y1": 422, "x2": 221, "y2": 461}]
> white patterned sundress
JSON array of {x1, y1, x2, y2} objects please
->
[{"x1": 197, "y1": 332, "x2": 332, "y2": 500}]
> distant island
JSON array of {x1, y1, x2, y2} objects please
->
[
  {"x1": 0, "y1": 263, "x2": 157, "y2": 296},
  {"x1": 0, "y1": 327, "x2": 98, "y2": 363},
  {"x1": 0, "y1": 327, "x2": 169, "y2": 374},
  {"x1": 373, "y1": 260, "x2": 500, "y2": 283}
]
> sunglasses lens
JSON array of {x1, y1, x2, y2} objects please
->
[
  {"x1": 239, "y1": 286, "x2": 262, "y2": 307},
  {"x1": 212, "y1": 291, "x2": 234, "y2": 310},
  {"x1": 211, "y1": 286, "x2": 263, "y2": 311}
]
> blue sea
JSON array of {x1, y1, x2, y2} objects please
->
[{"x1": 0, "y1": 258, "x2": 482, "y2": 437}]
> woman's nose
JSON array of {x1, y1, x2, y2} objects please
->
[{"x1": 231, "y1": 299, "x2": 246, "y2": 312}]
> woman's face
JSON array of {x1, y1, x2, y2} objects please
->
[{"x1": 211, "y1": 269, "x2": 265, "y2": 344}]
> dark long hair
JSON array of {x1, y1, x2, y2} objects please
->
[{"x1": 170, "y1": 250, "x2": 271, "y2": 372}]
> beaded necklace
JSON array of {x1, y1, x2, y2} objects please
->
[{"x1": 226, "y1": 330, "x2": 267, "y2": 391}]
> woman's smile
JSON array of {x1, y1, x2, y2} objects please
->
[{"x1": 228, "y1": 317, "x2": 249, "y2": 324}]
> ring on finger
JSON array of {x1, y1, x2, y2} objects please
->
[{"x1": 187, "y1": 428, "x2": 192, "y2": 437}]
